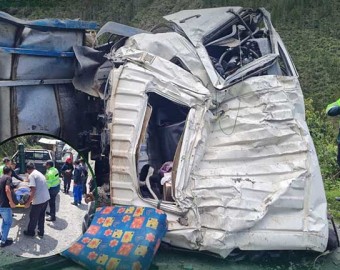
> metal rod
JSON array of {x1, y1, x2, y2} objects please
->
[
  {"x1": 0, "y1": 79, "x2": 73, "y2": 87},
  {"x1": 228, "y1": 10, "x2": 254, "y2": 38}
]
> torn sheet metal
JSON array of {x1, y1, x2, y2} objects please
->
[
  {"x1": 0, "y1": 7, "x2": 329, "y2": 259},
  {"x1": 96, "y1": 21, "x2": 147, "y2": 39},
  {"x1": 189, "y1": 76, "x2": 328, "y2": 256},
  {"x1": 163, "y1": 7, "x2": 243, "y2": 46},
  {"x1": 164, "y1": 7, "x2": 297, "y2": 89},
  {"x1": 164, "y1": 7, "x2": 244, "y2": 87},
  {"x1": 104, "y1": 51, "x2": 210, "y2": 207},
  {"x1": 72, "y1": 45, "x2": 108, "y2": 98},
  {"x1": 103, "y1": 7, "x2": 329, "y2": 258},
  {"x1": 123, "y1": 32, "x2": 212, "y2": 88}
]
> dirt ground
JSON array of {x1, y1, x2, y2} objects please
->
[{"x1": 0, "y1": 180, "x2": 88, "y2": 258}]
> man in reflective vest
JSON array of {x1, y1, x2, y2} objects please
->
[
  {"x1": 44, "y1": 160, "x2": 60, "y2": 221},
  {"x1": 326, "y1": 98, "x2": 340, "y2": 201}
]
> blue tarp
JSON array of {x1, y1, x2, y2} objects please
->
[{"x1": 0, "y1": 11, "x2": 98, "y2": 30}]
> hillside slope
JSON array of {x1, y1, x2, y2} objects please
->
[{"x1": 1, "y1": 0, "x2": 339, "y2": 217}]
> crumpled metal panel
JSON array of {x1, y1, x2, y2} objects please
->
[
  {"x1": 72, "y1": 45, "x2": 107, "y2": 98},
  {"x1": 105, "y1": 7, "x2": 328, "y2": 258},
  {"x1": 105, "y1": 52, "x2": 211, "y2": 207},
  {"x1": 123, "y1": 32, "x2": 212, "y2": 88},
  {"x1": 164, "y1": 7, "x2": 243, "y2": 46},
  {"x1": 164, "y1": 7, "x2": 297, "y2": 90},
  {"x1": 115, "y1": 47, "x2": 211, "y2": 105},
  {"x1": 183, "y1": 75, "x2": 328, "y2": 256},
  {"x1": 164, "y1": 7, "x2": 243, "y2": 88},
  {"x1": 96, "y1": 21, "x2": 147, "y2": 38}
]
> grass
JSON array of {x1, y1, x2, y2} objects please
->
[{"x1": 326, "y1": 181, "x2": 340, "y2": 222}]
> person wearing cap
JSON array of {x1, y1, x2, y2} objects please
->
[
  {"x1": 60, "y1": 157, "x2": 74, "y2": 194},
  {"x1": 44, "y1": 160, "x2": 60, "y2": 222},
  {"x1": 0, "y1": 166, "x2": 16, "y2": 247},
  {"x1": 0, "y1": 157, "x2": 24, "y2": 181},
  {"x1": 23, "y1": 162, "x2": 50, "y2": 238},
  {"x1": 326, "y1": 98, "x2": 340, "y2": 201}
]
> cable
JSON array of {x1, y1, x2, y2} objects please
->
[{"x1": 218, "y1": 98, "x2": 241, "y2": 136}]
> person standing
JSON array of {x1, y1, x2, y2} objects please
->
[
  {"x1": 61, "y1": 157, "x2": 73, "y2": 194},
  {"x1": 44, "y1": 160, "x2": 60, "y2": 222},
  {"x1": 23, "y1": 162, "x2": 50, "y2": 238},
  {"x1": 71, "y1": 160, "x2": 82, "y2": 206},
  {"x1": 0, "y1": 166, "x2": 16, "y2": 247},
  {"x1": 0, "y1": 158, "x2": 6, "y2": 177},
  {"x1": 326, "y1": 98, "x2": 340, "y2": 167},
  {"x1": 326, "y1": 98, "x2": 340, "y2": 201},
  {"x1": 0, "y1": 157, "x2": 24, "y2": 181},
  {"x1": 79, "y1": 157, "x2": 88, "y2": 195}
]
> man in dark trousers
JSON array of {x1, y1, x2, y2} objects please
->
[
  {"x1": 71, "y1": 160, "x2": 82, "y2": 206},
  {"x1": 24, "y1": 162, "x2": 50, "y2": 238},
  {"x1": 61, "y1": 157, "x2": 73, "y2": 194},
  {"x1": 44, "y1": 160, "x2": 60, "y2": 222},
  {"x1": 79, "y1": 157, "x2": 88, "y2": 195},
  {"x1": 0, "y1": 166, "x2": 16, "y2": 247}
]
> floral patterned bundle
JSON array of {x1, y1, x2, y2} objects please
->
[{"x1": 62, "y1": 206, "x2": 167, "y2": 270}]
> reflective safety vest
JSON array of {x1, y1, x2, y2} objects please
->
[
  {"x1": 0, "y1": 164, "x2": 4, "y2": 177},
  {"x1": 45, "y1": 167, "x2": 60, "y2": 188},
  {"x1": 326, "y1": 98, "x2": 340, "y2": 143}
]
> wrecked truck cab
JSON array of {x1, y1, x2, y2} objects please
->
[
  {"x1": 0, "y1": 7, "x2": 334, "y2": 258},
  {"x1": 164, "y1": 7, "x2": 298, "y2": 88},
  {"x1": 101, "y1": 7, "x2": 330, "y2": 257}
]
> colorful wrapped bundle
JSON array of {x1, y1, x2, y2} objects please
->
[{"x1": 62, "y1": 206, "x2": 167, "y2": 270}]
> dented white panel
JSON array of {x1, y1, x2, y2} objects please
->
[
  {"x1": 104, "y1": 7, "x2": 329, "y2": 258},
  {"x1": 107, "y1": 47, "x2": 328, "y2": 256},
  {"x1": 183, "y1": 75, "x2": 328, "y2": 255}
]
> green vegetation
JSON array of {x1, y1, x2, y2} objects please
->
[
  {"x1": 0, "y1": 135, "x2": 42, "y2": 161},
  {"x1": 0, "y1": 0, "x2": 339, "y2": 219}
]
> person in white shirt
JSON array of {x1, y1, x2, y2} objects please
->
[{"x1": 23, "y1": 162, "x2": 50, "y2": 238}]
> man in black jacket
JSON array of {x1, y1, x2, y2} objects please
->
[{"x1": 60, "y1": 158, "x2": 74, "y2": 194}]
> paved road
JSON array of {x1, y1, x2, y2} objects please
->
[{"x1": 0, "y1": 181, "x2": 88, "y2": 258}]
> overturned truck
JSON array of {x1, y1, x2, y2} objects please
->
[{"x1": 0, "y1": 7, "x2": 333, "y2": 257}]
